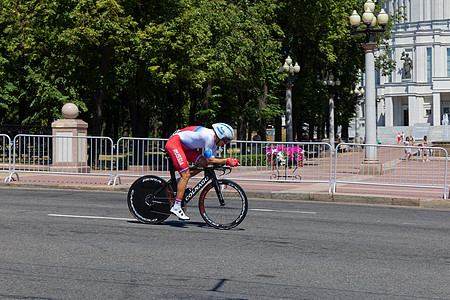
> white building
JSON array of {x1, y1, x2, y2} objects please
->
[{"x1": 366, "y1": 0, "x2": 450, "y2": 142}]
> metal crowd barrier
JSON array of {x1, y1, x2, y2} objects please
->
[
  {"x1": 113, "y1": 137, "x2": 168, "y2": 185},
  {"x1": 8, "y1": 134, "x2": 115, "y2": 184},
  {"x1": 223, "y1": 141, "x2": 333, "y2": 191},
  {"x1": 113, "y1": 138, "x2": 333, "y2": 191},
  {"x1": 3, "y1": 133, "x2": 450, "y2": 199},
  {"x1": 334, "y1": 143, "x2": 448, "y2": 198},
  {"x1": 1, "y1": 134, "x2": 13, "y2": 181}
]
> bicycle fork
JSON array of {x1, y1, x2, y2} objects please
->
[{"x1": 207, "y1": 169, "x2": 226, "y2": 206}]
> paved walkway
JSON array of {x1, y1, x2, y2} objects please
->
[{"x1": 1, "y1": 171, "x2": 449, "y2": 209}]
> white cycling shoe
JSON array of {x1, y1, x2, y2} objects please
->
[{"x1": 170, "y1": 207, "x2": 190, "y2": 220}]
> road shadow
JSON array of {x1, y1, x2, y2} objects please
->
[{"x1": 127, "y1": 220, "x2": 245, "y2": 230}]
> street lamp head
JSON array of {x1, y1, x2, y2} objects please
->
[
  {"x1": 364, "y1": 0, "x2": 375, "y2": 13},
  {"x1": 289, "y1": 64, "x2": 295, "y2": 74},
  {"x1": 349, "y1": 10, "x2": 361, "y2": 27},
  {"x1": 283, "y1": 62, "x2": 289, "y2": 72},
  {"x1": 362, "y1": 8, "x2": 374, "y2": 25},
  {"x1": 335, "y1": 78, "x2": 341, "y2": 86},
  {"x1": 293, "y1": 62, "x2": 300, "y2": 73},
  {"x1": 370, "y1": 15, "x2": 377, "y2": 27},
  {"x1": 377, "y1": 9, "x2": 389, "y2": 26},
  {"x1": 285, "y1": 56, "x2": 292, "y2": 66},
  {"x1": 328, "y1": 73, "x2": 335, "y2": 86}
]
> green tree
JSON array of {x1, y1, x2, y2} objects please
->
[{"x1": 0, "y1": 0, "x2": 401, "y2": 141}]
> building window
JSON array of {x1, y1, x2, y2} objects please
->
[
  {"x1": 427, "y1": 48, "x2": 432, "y2": 82},
  {"x1": 447, "y1": 48, "x2": 450, "y2": 77}
]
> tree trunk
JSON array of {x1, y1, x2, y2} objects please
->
[
  {"x1": 297, "y1": 117, "x2": 304, "y2": 141},
  {"x1": 308, "y1": 122, "x2": 314, "y2": 141},
  {"x1": 237, "y1": 88, "x2": 247, "y2": 141},
  {"x1": 200, "y1": 82, "x2": 212, "y2": 126},
  {"x1": 128, "y1": 89, "x2": 149, "y2": 138},
  {"x1": 257, "y1": 82, "x2": 268, "y2": 141},
  {"x1": 92, "y1": 44, "x2": 114, "y2": 137},
  {"x1": 121, "y1": 94, "x2": 130, "y2": 137},
  {"x1": 292, "y1": 108, "x2": 298, "y2": 142},
  {"x1": 275, "y1": 116, "x2": 282, "y2": 142},
  {"x1": 161, "y1": 89, "x2": 177, "y2": 137},
  {"x1": 189, "y1": 89, "x2": 198, "y2": 125},
  {"x1": 341, "y1": 121, "x2": 349, "y2": 140}
]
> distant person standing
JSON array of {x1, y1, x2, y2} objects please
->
[
  {"x1": 397, "y1": 133, "x2": 401, "y2": 143},
  {"x1": 422, "y1": 135, "x2": 430, "y2": 162},
  {"x1": 404, "y1": 136, "x2": 412, "y2": 162}
]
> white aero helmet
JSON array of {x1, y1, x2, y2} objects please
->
[{"x1": 212, "y1": 123, "x2": 235, "y2": 140}]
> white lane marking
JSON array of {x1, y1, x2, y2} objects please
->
[
  {"x1": 250, "y1": 208, "x2": 316, "y2": 214},
  {"x1": 48, "y1": 208, "x2": 316, "y2": 222},
  {"x1": 48, "y1": 214, "x2": 135, "y2": 221}
]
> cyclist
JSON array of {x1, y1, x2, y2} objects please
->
[{"x1": 164, "y1": 123, "x2": 241, "y2": 220}]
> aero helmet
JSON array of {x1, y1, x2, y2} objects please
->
[{"x1": 212, "y1": 123, "x2": 235, "y2": 140}]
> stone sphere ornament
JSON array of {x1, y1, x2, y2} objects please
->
[{"x1": 61, "y1": 103, "x2": 79, "y2": 119}]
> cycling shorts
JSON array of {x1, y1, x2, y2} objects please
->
[{"x1": 165, "y1": 135, "x2": 203, "y2": 173}]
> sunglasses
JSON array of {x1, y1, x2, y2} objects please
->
[{"x1": 221, "y1": 138, "x2": 231, "y2": 145}]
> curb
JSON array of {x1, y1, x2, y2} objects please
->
[
  {"x1": 245, "y1": 190, "x2": 450, "y2": 209},
  {"x1": 1, "y1": 182, "x2": 449, "y2": 210}
]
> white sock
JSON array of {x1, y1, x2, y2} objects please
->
[{"x1": 173, "y1": 199, "x2": 182, "y2": 210}]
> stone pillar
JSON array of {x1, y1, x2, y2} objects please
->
[
  {"x1": 433, "y1": 93, "x2": 441, "y2": 126},
  {"x1": 408, "y1": 95, "x2": 417, "y2": 125},
  {"x1": 51, "y1": 103, "x2": 90, "y2": 173},
  {"x1": 385, "y1": 96, "x2": 394, "y2": 126}
]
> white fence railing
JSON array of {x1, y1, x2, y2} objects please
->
[
  {"x1": 112, "y1": 139, "x2": 332, "y2": 190},
  {"x1": 0, "y1": 134, "x2": 449, "y2": 199},
  {"x1": 113, "y1": 137, "x2": 169, "y2": 185},
  {"x1": 334, "y1": 143, "x2": 448, "y2": 198},
  {"x1": 1, "y1": 134, "x2": 12, "y2": 180},
  {"x1": 6, "y1": 134, "x2": 115, "y2": 184},
  {"x1": 223, "y1": 141, "x2": 333, "y2": 192}
]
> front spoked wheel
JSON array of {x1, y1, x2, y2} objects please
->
[
  {"x1": 127, "y1": 175, "x2": 174, "y2": 224},
  {"x1": 199, "y1": 179, "x2": 248, "y2": 229}
]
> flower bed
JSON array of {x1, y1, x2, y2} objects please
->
[{"x1": 266, "y1": 145, "x2": 304, "y2": 167}]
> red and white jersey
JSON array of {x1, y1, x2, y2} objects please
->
[{"x1": 172, "y1": 126, "x2": 217, "y2": 158}]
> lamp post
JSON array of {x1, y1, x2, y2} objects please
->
[
  {"x1": 281, "y1": 56, "x2": 300, "y2": 142},
  {"x1": 349, "y1": 0, "x2": 388, "y2": 172},
  {"x1": 351, "y1": 86, "x2": 365, "y2": 143},
  {"x1": 322, "y1": 71, "x2": 341, "y2": 151}
]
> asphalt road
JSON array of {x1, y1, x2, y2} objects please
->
[{"x1": 0, "y1": 187, "x2": 449, "y2": 300}]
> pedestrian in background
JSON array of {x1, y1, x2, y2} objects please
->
[
  {"x1": 422, "y1": 135, "x2": 430, "y2": 162},
  {"x1": 404, "y1": 136, "x2": 412, "y2": 162}
]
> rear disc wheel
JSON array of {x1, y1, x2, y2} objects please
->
[{"x1": 127, "y1": 175, "x2": 173, "y2": 224}]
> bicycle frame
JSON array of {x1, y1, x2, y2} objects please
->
[{"x1": 167, "y1": 156, "x2": 226, "y2": 206}]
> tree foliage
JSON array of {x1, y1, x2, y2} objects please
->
[{"x1": 0, "y1": 0, "x2": 400, "y2": 140}]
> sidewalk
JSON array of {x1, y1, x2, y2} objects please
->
[{"x1": 1, "y1": 172, "x2": 449, "y2": 210}]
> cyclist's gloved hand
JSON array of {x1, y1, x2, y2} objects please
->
[{"x1": 226, "y1": 157, "x2": 241, "y2": 167}]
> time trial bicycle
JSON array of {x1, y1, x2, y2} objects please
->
[{"x1": 127, "y1": 150, "x2": 248, "y2": 229}]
